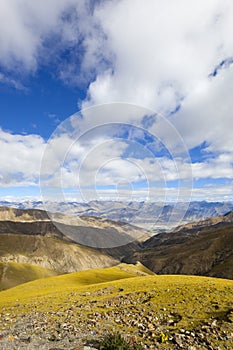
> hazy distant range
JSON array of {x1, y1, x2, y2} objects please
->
[{"x1": 1, "y1": 200, "x2": 233, "y2": 232}]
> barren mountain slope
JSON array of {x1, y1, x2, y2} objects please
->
[{"x1": 124, "y1": 211, "x2": 233, "y2": 279}]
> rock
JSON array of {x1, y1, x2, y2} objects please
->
[
  {"x1": 148, "y1": 323, "x2": 155, "y2": 331},
  {"x1": 173, "y1": 335, "x2": 184, "y2": 347},
  {"x1": 211, "y1": 319, "x2": 218, "y2": 327},
  {"x1": 226, "y1": 309, "x2": 233, "y2": 322},
  {"x1": 48, "y1": 334, "x2": 57, "y2": 341},
  {"x1": 19, "y1": 335, "x2": 31, "y2": 343}
]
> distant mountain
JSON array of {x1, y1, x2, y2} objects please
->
[
  {"x1": 1, "y1": 200, "x2": 233, "y2": 230},
  {"x1": 124, "y1": 210, "x2": 233, "y2": 279}
]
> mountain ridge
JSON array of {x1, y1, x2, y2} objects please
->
[
  {"x1": 1, "y1": 200, "x2": 233, "y2": 230},
  {"x1": 1, "y1": 205, "x2": 233, "y2": 289},
  {"x1": 124, "y1": 210, "x2": 233, "y2": 279}
]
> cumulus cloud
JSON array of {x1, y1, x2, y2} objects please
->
[
  {"x1": 79, "y1": 0, "x2": 233, "y2": 193},
  {"x1": 80, "y1": 0, "x2": 233, "y2": 157},
  {"x1": 0, "y1": 128, "x2": 45, "y2": 186},
  {"x1": 1, "y1": 0, "x2": 233, "y2": 201},
  {"x1": 83, "y1": 0, "x2": 233, "y2": 108},
  {"x1": 0, "y1": 0, "x2": 72, "y2": 71},
  {"x1": 0, "y1": 0, "x2": 109, "y2": 85},
  {"x1": 173, "y1": 64, "x2": 233, "y2": 152},
  {"x1": 2, "y1": 121, "x2": 230, "y2": 191}
]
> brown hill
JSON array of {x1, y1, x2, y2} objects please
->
[
  {"x1": 0, "y1": 206, "x2": 147, "y2": 248},
  {"x1": 0, "y1": 207, "x2": 131, "y2": 278},
  {"x1": 0, "y1": 206, "x2": 145, "y2": 287},
  {"x1": 124, "y1": 211, "x2": 233, "y2": 279},
  {"x1": 0, "y1": 206, "x2": 50, "y2": 221},
  {"x1": 0, "y1": 233, "x2": 118, "y2": 274}
]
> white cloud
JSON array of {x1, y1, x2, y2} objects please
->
[
  {"x1": 0, "y1": 0, "x2": 110, "y2": 86},
  {"x1": 83, "y1": 0, "x2": 233, "y2": 109},
  {"x1": 0, "y1": 0, "x2": 71, "y2": 70},
  {"x1": 1, "y1": 0, "x2": 233, "y2": 202},
  {"x1": 0, "y1": 128, "x2": 45, "y2": 186},
  {"x1": 79, "y1": 1, "x2": 233, "y2": 158},
  {"x1": 173, "y1": 65, "x2": 233, "y2": 153}
]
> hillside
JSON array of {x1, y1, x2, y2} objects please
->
[
  {"x1": 0, "y1": 264, "x2": 232, "y2": 349},
  {"x1": 1, "y1": 206, "x2": 233, "y2": 286},
  {"x1": 0, "y1": 233, "x2": 118, "y2": 274},
  {"x1": 124, "y1": 211, "x2": 233, "y2": 279},
  {"x1": 0, "y1": 206, "x2": 146, "y2": 289},
  {"x1": 0, "y1": 206, "x2": 147, "y2": 247},
  {"x1": 0, "y1": 262, "x2": 59, "y2": 291},
  {"x1": 0, "y1": 206, "x2": 50, "y2": 222}
]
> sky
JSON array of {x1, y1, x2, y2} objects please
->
[{"x1": 0, "y1": 0, "x2": 233, "y2": 204}]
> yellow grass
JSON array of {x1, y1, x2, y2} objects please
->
[{"x1": 0, "y1": 264, "x2": 232, "y2": 331}]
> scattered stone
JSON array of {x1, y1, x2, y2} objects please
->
[{"x1": 0, "y1": 288, "x2": 232, "y2": 349}]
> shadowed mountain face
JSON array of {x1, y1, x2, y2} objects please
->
[
  {"x1": 0, "y1": 206, "x2": 146, "y2": 278},
  {"x1": 124, "y1": 211, "x2": 233, "y2": 279},
  {"x1": 0, "y1": 206, "x2": 147, "y2": 248},
  {"x1": 0, "y1": 208, "x2": 134, "y2": 273},
  {"x1": 0, "y1": 233, "x2": 118, "y2": 274}
]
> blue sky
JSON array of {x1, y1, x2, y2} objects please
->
[
  {"x1": 0, "y1": 68, "x2": 83, "y2": 138},
  {"x1": 0, "y1": 0, "x2": 233, "y2": 203}
]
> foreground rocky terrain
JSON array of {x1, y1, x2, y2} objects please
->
[{"x1": 0, "y1": 264, "x2": 232, "y2": 349}]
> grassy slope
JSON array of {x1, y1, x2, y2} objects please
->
[
  {"x1": 0, "y1": 264, "x2": 233, "y2": 348},
  {"x1": 0, "y1": 264, "x2": 147, "y2": 303},
  {"x1": 0, "y1": 264, "x2": 232, "y2": 326},
  {"x1": 0, "y1": 262, "x2": 59, "y2": 291}
]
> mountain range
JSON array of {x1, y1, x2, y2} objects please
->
[
  {"x1": 1, "y1": 200, "x2": 233, "y2": 230},
  {"x1": 124, "y1": 210, "x2": 233, "y2": 279},
  {"x1": 0, "y1": 204, "x2": 233, "y2": 291}
]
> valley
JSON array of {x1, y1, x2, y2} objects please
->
[{"x1": 0, "y1": 204, "x2": 232, "y2": 349}]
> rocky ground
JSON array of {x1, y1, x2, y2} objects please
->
[{"x1": 0, "y1": 288, "x2": 233, "y2": 350}]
